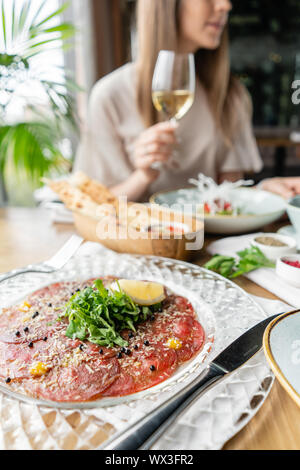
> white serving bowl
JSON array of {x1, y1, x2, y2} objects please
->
[
  {"x1": 252, "y1": 233, "x2": 297, "y2": 262},
  {"x1": 150, "y1": 188, "x2": 286, "y2": 235},
  {"x1": 276, "y1": 255, "x2": 300, "y2": 288}
]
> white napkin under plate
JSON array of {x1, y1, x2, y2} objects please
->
[{"x1": 207, "y1": 233, "x2": 300, "y2": 308}]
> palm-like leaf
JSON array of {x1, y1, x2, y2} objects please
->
[
  {"x1": 1, "y1": 0, "x2": 76, "y2": 58},
  {"x1": 0, "y1": 0, "x2": 79, "y2": 121},
  {"x1": 0, "y1": 0, "x2": 79, "y2": 197},
  {"x1": 0, "y1": 121, "x2": 70, "y2": 184}
]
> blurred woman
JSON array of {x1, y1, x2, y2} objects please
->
[{"x1": 75, "y1": 0, "x2": 263, "y2": 201}]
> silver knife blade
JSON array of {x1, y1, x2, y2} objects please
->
[
  {"x1": 103, "y1": 311, "x2": 297, "y2": 450},
  {"x1": 212, "y1": 313, "x2": 281, "y2": 373}
]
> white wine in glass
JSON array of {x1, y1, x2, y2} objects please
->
[
  {"x1": 152, "y1": 89, "x2": 194, "y2": 121},
  {"x1": 152, "y1": 51, "x2": 195, "y2": 122}
]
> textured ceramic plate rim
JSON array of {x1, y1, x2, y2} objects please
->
[
  {"x1": 0, "y1": 255, "x2": 219, "y2": 410},
  {"x1": 0, "y1": 252, "x2": 268, "y2": 411},
  {"x1": 0, "y1": 250, "x2": 275, "y2": 450}
]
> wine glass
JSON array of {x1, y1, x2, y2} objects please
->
[
  {"x1": 151, "y1": 50, "x2": 195, "y2": 170},
  {"x1": 152, "y1": 50, "x2": 196, "y2": 124}
]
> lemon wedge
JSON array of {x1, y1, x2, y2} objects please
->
[{"x1": 110, "y1": 279, "x2": 165, "y2": 306}]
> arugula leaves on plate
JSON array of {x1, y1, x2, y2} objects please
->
[
  {"x1": 204, "y1": 245, "x2": 275, "y2": 279},
  {"x1": 62, "y1": 279, "x2": 158, "y2": 348}
]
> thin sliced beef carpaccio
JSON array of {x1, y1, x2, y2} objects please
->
[
  {"x1": 0, "y1": 316, "x2": 65, "y2": 345},
  {"x1": 102, "y1": 343, "x2": 178, "y2": 397},
  {"x1": 0, "y1": 278, "x2": 205, "y2": 402},
  {"x1": 173, "y1": 319, "x2": 205, "y2": 362},
  {"x1": 0, "y1": 340, "x2": 52, "y2": 380},
  {"x1": 24, "y1": 357, "x2": 120, "y2": 402},
  {"x1": 0, "y1": 277, "x2": 115, "y2": 345},
  {"x1": 0, "y1": 329, "x2": 82, "y2": 381}
]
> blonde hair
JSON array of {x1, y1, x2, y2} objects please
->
[{"x1": 136, "y1": 0, "x2": 251, "y2": 146}]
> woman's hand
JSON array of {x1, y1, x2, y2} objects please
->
[
  {"x1": 110, "y1": 122, "x2": 178, "y2": 201},
  {"x1": 133, "y1": 121, "x2": 178, "y2": 183},
  {"x1": 260, "y1": 177, "x2": 300, "y2": 199}
]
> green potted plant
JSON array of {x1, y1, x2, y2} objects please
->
[{"x1": 0, "y1": 0, "x2": 79, "y2": 205}]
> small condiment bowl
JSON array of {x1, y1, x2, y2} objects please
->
[
  {"x1": 276, "y1": 255, "x2": 300, "y2": 288},
  {"x1": 252, "y1": 233, "x2": 297, "y2": 262}
]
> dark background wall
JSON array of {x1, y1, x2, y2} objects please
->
[{"x1": 230, "y1": 0, "x2": 300, "y2": 128}]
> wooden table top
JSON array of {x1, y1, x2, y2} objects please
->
[{"x1": 1, "y1": 206, "x2": 300, "y2": 450}]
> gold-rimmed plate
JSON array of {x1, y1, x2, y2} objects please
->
[{"x1": 263, "y1": 310, "x2": 300, "y2": 408}]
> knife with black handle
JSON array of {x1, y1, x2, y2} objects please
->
[{"x1": 102, "y1": 311, "x2": 299, "y2": 450}]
